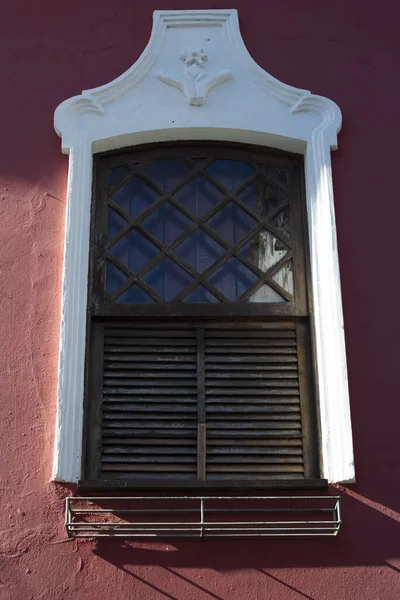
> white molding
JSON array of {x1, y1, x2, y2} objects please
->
[{"x1": 53, "y1": 9, "x2": 354, "y2": 484}]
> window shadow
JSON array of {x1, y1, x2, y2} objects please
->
[{"x1": 91, "y1": 490, "x2": 400, "y2": 572}]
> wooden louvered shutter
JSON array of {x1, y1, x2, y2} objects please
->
[{"x1": 83, "y1": 143, "x2": 321, "y2": 489}]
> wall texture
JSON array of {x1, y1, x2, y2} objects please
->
[{"x1": 0, "y1": 1, "x2": 399, "y2": 599}]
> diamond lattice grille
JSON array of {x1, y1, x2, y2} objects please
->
[{"x1": 105, "y1": 153, "x2": 294, "y2": 304}]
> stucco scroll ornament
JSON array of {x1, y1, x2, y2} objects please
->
[{"x1": 157, "y1": 47, "x2": 232, "y2": 106}]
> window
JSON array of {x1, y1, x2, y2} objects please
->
[
  {"x1": 82, "y1": 142, "x2": 321, "y2": 489},
  {"x1": 53, "y1": 9, "x2": 354, "y2": 485}
]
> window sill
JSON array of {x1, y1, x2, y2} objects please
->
[{"x1": 78, "y1": 478, "x2": 328, "y2": 492}]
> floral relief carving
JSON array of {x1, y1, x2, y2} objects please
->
[{"x1": 157, "y1": 47, "x2": 232, "y2": 106}]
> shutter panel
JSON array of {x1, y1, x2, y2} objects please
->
[
  {"x1": 204, "y1": 324, "x2": 304, "y2": 480},
  {"x1": 88, "y1": 319, "x2": 308, "y2": 484},
  {"x1": 100, "y1": 323, "x2": 198, "y2": 480}
]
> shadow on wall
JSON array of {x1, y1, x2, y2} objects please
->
[{"x1": 90, "y1": 488, "x2": 400, "y2": 599}]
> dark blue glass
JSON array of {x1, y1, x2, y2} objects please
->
[
  {"x1": 205, "y1": 160, "x2": 254, "y2": 190},
  {"x1": 108, "y1": 166, "x2": 129, "y2": 189},
  {"x1": 174, "y1": 176, "x2": 222, "y2": 216},
  {"x1": 116, "y1": 285, "x2": 154, "y2": 303},
  {"x1": 175, "y1": 230, "x2": 224, "y2": 273},
  {"x1": 207, "y1": 203, "x2": 256, "y2": 245},
  {"x1": 142, "y1": 203, "x2": 192, "y2": 245},
  {"x1": 143, "y1": 159, "x2": 191, "y2": 190},
  {"x1": 143, "y1": 258, "x2": 192, "y2": 301},
  {"x1": 108, "y1": 208, "x2": 128, "y2": 238},
  {"x1": 183, "y1": 286, "x2": 219, "y2": 303},
  {"x1": 208, "y1": 257, "x2": 257, "y2": 301},
  {"x1": 109, "y1": 230, "x2": 159, "y2": 272},
  {"x1": 110, "y1": 177, "x2": 159, "y2": 218}
]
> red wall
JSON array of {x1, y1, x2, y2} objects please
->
[{"x1": 1, "y1": 1, "x2": 400, "y2": 598}]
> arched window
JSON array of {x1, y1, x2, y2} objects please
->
[
  {"x1": 83, "y1": 142, "x2": 320, "y2": 489},
  {"x1": 53, "y1": 9, "x2": 354, "y2": 486}
]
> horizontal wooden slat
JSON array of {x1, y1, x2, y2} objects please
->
[
  {"x1": 206, "y1": 329, "x2": 295, "y2": 337},
  {"x1": 104, "y1": 381, "x2": 197, "y2": 390},
  {"x1": 103, "y1": 397, "x2": 197, "y2": 404},
  {"x1": 103, "y1": 446, "x2": 197, "y2": 454},
  {"x1": 105, "y1": 337, "x2": 196, "y2": 346},
  {"x1": 103, "y1": 403, "x2": 198, "y2": 413},
  {"x1": 208, "y1": 447, "x2": 302, "y2": 455},
  {"x1": 104, "y1": 346, "x2": 197, "y2": 354},
  {"x1": 102, "y1": 455, "x2": 197, "y2": 463},
  {"x1": 207, "y1": 456, "x2": 303, "y2": 464},
  {"x1": 208, "y1": 414, "x2": 300, "y2": 421},
  {"x1": 205, "y1": 347, "x2": 297, "y2": 355},
  {"x1": 104, "y1": 363, "x2": 197, "y2": 371},
  {"x1": 105, "y1": 329, "x2": 196, "y2": 337},
  {"x1": 103, "y1": 428, "x2": 197, "y2": 437},
  {"x1": 207, "y1": 465, "x2": 304, "y2": 473},
  {"x1": 105, "y1": 354, "x2": 196, "y2": 362},
  {"x1": 205, "y1": 397, "x2": 300, "y2": 404},
  {"x1": 206, "y1": 371, "x2": 298, "y2": 379},
  {"x1": 205, "y1": 356, "x2": 297, "y2": 364},
  {"x1": 103, "y1": 387, "x2": 197, "y2": 395},
  {"x1": 102, "y1": 464, "x2": 196, "y2": 472},
  {"x1": 207, "y1": 438, "x2": 302, "y2": 446},
  {"x1": 205, "y1": 390, "x2": 300, "y2": 397},
  {"x1": 207, "y1": 422, "x2": 301, "y2": 430},
  {"x1": 205, "y1": 379, "x2": 299, "y2": 388},
  {"x1": 103, "y1": 414, "x2": 196, "y2": 421},
  {"x1": 104, "y1": 420, "x2": 197, "y2": 429},
  {"x1": 205, "y1": 338, "x2": 296, "y2": 346},
  {"x1": 206, "y1": 404, "x2": 300, "y2": 414},
  {"x1": 206, "y1": 431, "x2": 301, "y2": 438}
]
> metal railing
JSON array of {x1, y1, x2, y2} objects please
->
[{"x1": 65, "y1": 495, "x2": 341, "y2": 538}]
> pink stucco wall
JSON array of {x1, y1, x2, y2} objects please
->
[{"x1": 1, "y1": 1, "x2": 399, "y2": 598}]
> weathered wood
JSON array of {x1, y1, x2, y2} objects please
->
[
  {"x1": 83, "y1": 142, "x2": 319, "y2": 488},
  {"x1": 83, "y1": 322, "x2": 105, "y2": 480},
  {"x1": 197, "y1": 424, "x2": 206, "y2": 481}
]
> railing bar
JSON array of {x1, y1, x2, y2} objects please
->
[
  {"x1": 70, "y1": 507, "x2": 335, "y2": 514},
  {"x1": 68, "y1": 520, "x2": 340, "y2": 526},
  {"x1": 69, "y1": 496, "x2": 341, "y2": 501}
]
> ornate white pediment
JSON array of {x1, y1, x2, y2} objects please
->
[
  {"x1": 53, "y1": 10, "x2": 354, "y2": 485},
  {"x1": 55, "y1": 10, "x2": 341, "y2": 153}
]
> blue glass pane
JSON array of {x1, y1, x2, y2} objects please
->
[
  {"x1": 208, "y1": 257, "x2": 257, "y2": 301},
  {"x1": 238, "y1": 179, "x2": 259, "y2": 213},
  {"x1": 207, "y1": 202, "x2": 256, "y2": 245},
  {"x1": 205, "y1": 160, "x2": 254, "y2": 190},
  {"x1": 143, "y1": 258, "x2": 193, "y2": 301},
  {"x1": 174, "y1": 176, "x2": 223, "y2": 216},
  {"x1": 109, "y1": 230, "x2": 159, "y2": 272},
  {"x1": 110, "y1": 177, "x2": 159, "y2": 217},
  {"x1": 116, "y1": 285, "x2": 155, "y2": 303},
  {"x1": 143, "y1": 159, "x2": 191, "y2": 190},
  {"x1": 142, "y1": 203, "x2": 192, "y2": 245},
  {"x1": 108, "y1": 166, "x2": 129, "y2": 189},
  {"x1": 106, "y1": 261, "x2": 127, "y2": 295},
  {"x1": 108, "y1": 208, "x2": 128, "y2": 238},
  {"x1": 183, "y1": 286, "x2": 219, "y2": 303},
  {"x1": 174, "y1": 230, "x2": 224, "y2": 273}
]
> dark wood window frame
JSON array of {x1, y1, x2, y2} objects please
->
[{"x1": 80, "y1": 141, "x2": 324, "y2": 491}]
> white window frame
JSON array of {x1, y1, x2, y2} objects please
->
[{"x1": 53, "y1": 9, "x2": 354, "y2": 484}]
